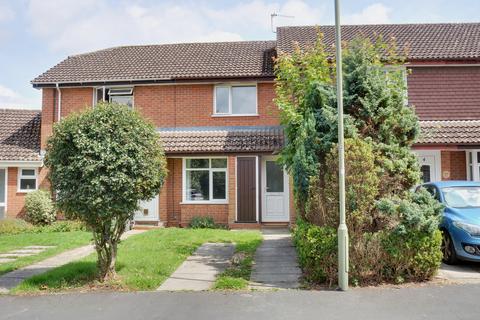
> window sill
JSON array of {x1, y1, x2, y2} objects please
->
[
  {"x1": 180, "y1": 201, "x2": 229, "y2": 205},
  {"x1": 211, "y1": 114, "x2": 259, "y2": 117},
  {"x1": 17, "y1": 189, "x2": 37, "y2": 194}
]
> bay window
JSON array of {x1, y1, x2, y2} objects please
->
[
  {"x1": 184, "y1": 158, "x2": 227, "y2": 202},
  {"x1": 214, "y1": 84, "x2": 257, "y2": 115}
]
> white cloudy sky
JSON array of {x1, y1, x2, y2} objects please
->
[{"x1": 0, "y1": 0, "x2": 478, "y2": 109}]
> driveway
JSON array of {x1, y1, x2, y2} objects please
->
[
  {"x1": 437, "y1": 261, "x2": 480, "y2": 283},
  {"x1": 1, "y1": 283, "x2": 480, "y2": 320}
]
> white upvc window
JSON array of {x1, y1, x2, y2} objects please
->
[
  {"x1": 0, "y1": 168, "x2": 6, "y2": 219},
  {"x1": 183, "y1": 158, "x2": 228, "y2": 203},
  {"x1": 18, "y1": 168, "x2": 38, "y2": 193},
  {"x1": 466, "y1": 150, "x2": 480, "y2": 181},
  {"x1": 94, "y1": 86, "x2": 134, "y2": 108},
  {"x1": 213, "y1": 84, "x2": 257, "y2": 116}
]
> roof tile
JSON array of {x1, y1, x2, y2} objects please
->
[
  {"x1": 417, "y1": 120, "x2": 480, "y2": 144},
  {"x1": 32, "y1": 41, "x2": 276, "y2": 85},
  {"x1": 0, "y1": 109, "x2": 41, "y2": 161},
  {"x1": 158, "y1": 126, "x2": 284, "y2": 153},
  {"x1": 277, "y1": 23, "x2": 480, "y2": 61}
]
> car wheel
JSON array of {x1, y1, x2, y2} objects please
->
[{"x1": 442, "y1": 230, "x2": 459, "y2": 265}]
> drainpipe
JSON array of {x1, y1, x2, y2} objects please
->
[{"x1": 55, "y1": 83, "x2": 62, "y2": 122}]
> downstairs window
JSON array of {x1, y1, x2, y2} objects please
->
[{"x1": 184, "y1": 158, "x2": 227, "y2": 202}]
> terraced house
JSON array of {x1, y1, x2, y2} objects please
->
[{"x1": 1, "y1": 23, "x2": 480, "y2": 227}]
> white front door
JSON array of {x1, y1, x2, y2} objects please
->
[
  {"x1": 0, "y1": 169, "x2": 6, "y2": 219},
  {"x1": 134, "y1": 195, "x2": 159, "y2": 221},
  {"x1": 414, "y1": 150, "x2": 441, "y2": 182},
  {"x1": 261, "y1": 157, "x2": 289, "y2": 222}
]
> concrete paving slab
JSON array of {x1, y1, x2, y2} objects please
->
[
  {"x1": 0, "y1": 229, "x2": 145, "y2": 293},
  {"x1": 158, "y1": 243, "x2": 235, "y2": 291},
  {"x1": 24, "y1": 246, "x2": 56, "y2": 250},
  {"x1": 8, "y1": 249, "x2": 44, "y2": 254},
  {"x1": 249, "y1": 228, "x2": 301, "y2": 290},
  {"x1": 0, "y1": 258, "x2": 16, "y2": 264},
  {"x1": 0, "y1": 253, "x2": 35, "y2": 258}
]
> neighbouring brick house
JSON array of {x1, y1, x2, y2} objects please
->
[{"x1": 1, "y1": 23, "x2": 480, "y2": 227}]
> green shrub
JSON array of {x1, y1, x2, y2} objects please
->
[
  {"x1": 24, "y1": 189, "x2": 56, "y2": 225},
  {"x1": 382, "y1": 229, "x2": 442, "y2": 282},
  {"x1": 189, "y1": 216, "x2": 217, "y2": 229},
  {"x1": 34, "y1": 220, "x2": 89, "y2": 233},
  {"x1": 292, "y1": 219, "x2": 337, "y2": 285},
  {"x1": 0, "y1": 219, "x2": 34, "y2": 234}
]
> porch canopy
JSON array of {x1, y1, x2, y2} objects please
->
[{"x1": 158, "y1": 126, "x2": 284, "y2": 154}]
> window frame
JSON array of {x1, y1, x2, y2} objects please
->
[
  {"x1": 17, "y1": 168, "x2": 38, "y2": 193},
  {"x1": 212, "y1": 83, "x2": 258, "y2": 117},
  {"x1": 466, "y1": 150, "x2": 480, "y2": 181},
  {"x1": 182, "y1": 157, "x2": 228, "y2": 204},
  {"x1": 0, "y1": 167, "x2": 7, "y2": 217},
  {"x1": 93, "y1": 86, "x2": 134, "y2": 108}
]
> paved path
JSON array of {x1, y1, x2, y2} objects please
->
[
  {"x1": 1, "y1": 283, "x2": 480, "y2": 320},
  {"x1": 250, "y1": 228, "x2": 301, "y2": 289},
  {"x1": 0, "y1": 229, "x2": 145, "y2": 293},
  {"x1": 0, "y1": 246, "x2": 56, "y2": 264},
  {"x1": 158, "y1": 243, "x2": 235, "y2": 291},
  {"x1": 437, "y1": 262, "x2": 480, "y2": 283}
]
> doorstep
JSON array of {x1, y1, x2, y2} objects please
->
[
  {"x1": 132, "y1": 220, "x2": 164, "y2": 230},
  {"x1": 229, "y1": 222, "x2": 261, "y2": 229}
]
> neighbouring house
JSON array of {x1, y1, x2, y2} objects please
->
[{"x1": 1, "y1": 22, "x2": 479, "y2": 227}]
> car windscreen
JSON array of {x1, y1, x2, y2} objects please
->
[{"x1": 441, "y1": 186, "x2": 480, "y2": 208}]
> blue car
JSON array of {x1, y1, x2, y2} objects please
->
[{"x1": 419, "y1": 181, "x2": 480, "y2": 264}]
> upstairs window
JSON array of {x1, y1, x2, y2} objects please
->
[
  {"x1": 214, "y1": 84, "x2": 257, "y2": 115},
  {"x1": 95, "y1": 87, "x2": 133, "y2": 108}
]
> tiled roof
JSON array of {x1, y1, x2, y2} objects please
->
[
  {"x1": 277, "y1": 23, "x2": 480, "y2": 61},
  {"x1": 32, "y1": 41, "x2": 276, "y2": 85},
  {"x1": 418, "y1": 120, "x2": 480, "y2": 144},
  {"x1": 158, "y1": 126, "x2": 284, "y2": 153},
  {"x1": 0, "y1": 109, "x2": 41, "y2": 161}
]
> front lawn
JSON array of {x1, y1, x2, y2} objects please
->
[
  {"x1": 0, "y1": 231, "x2": 92, "y2": 276},
  {"x1": 13, "y1": 228, "x2": 262, "y2": 294}
]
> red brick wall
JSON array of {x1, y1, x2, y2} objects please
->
[
  {"x1": 441, "y1": 151, "x2": 466, "y2": 180},
  {"x1": 60, "y1": 88, "x2": 93, "y2": 117},
  {"x1": 37, "y1": 83, "x2": 289, "y2": 227},
  {"x1": 41, "y1": 88, "x2": 55, "y2": 150},
  {"x1": 408, "y1": 66, "x2": 480, "y2": 120},
  {"x1": 134, "y1": 83, "x2": 279, "y2": 127},
  {"x1": 6, "y1": 167, "x2": 49, "y2": 219}
]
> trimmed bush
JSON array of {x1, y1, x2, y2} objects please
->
[
  {"x1": 24, "y1": 190, "x2": 56, "y2": 225},
  {"x1": 292, "y1": 219, "x2": 337, "y2": 285},
  {"x1": 189, "y1": 216, "x2": 217, "y2": 229}
]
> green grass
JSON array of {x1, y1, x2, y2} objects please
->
[
  {"x1": 213, "y1": 236, "x2": 263, "y2": 290},
  {"x1": 13, "y1": 228, "x2": 262, "y2": 294},
  {"x1": 0, "y1": 231, "x2": 92, "y2": 276}
]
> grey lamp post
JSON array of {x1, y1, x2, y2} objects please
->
[{"x1": 334, "y1": 0, "x2": 349, "y2": 291}]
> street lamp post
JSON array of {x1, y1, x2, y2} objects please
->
[{"x1": 334, "y1": 0, "x2": 349, "y2": 291}]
